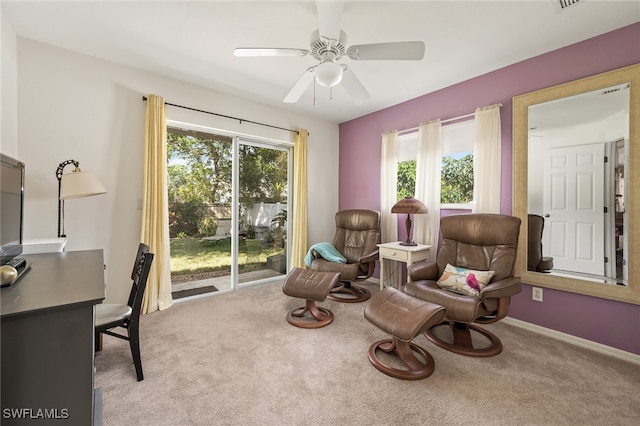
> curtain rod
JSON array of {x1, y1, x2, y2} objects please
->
[
  {"x1": 397, "y1": 112, "x2": 475, "y2": 136},
  {"x1": 142, "y1": 96, "x2": 299, "y2": 135},
  {"x1": 397, "y1": 103, "x2": 503, "y2": 135}
]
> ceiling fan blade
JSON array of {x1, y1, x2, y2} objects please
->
[
  {"x1": 317, "y1": 1, "x2": 344, "y2": 41},
  {"x1": 340, "y1": 66, "x2": 369, "y2": 101},
  {"x1": 283, "y1": 68, "x2": 316, "y2": 103},
  {"x1": 347, "y1": 41, "x2": 425, "y2": 60},
  {"x1": 234, "y1": 48, "x2": 309, "y2": 57}
]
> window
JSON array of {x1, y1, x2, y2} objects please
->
[{"x1": 397, "y1": 120, "x2": 475, "y2": 208}]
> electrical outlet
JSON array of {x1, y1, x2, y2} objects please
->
[{"x1": 532, "y1": 287, "x2": 543, "y2": 302}]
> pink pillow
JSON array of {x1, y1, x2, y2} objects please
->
[{"x1": 437, "y1": 264, "x2": 495, "y2": 296}]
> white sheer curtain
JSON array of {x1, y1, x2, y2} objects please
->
[
  {"x1": 414, "y1": 120, "x2": 442, "y2": 250},
  {"x1": 380, "y1": 130, "x2": 400, "y2": 287},
  {"x1": 473, "y1": 104, "x2": 502, "y2": 213}
]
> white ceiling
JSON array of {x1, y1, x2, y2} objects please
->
[
  {"x1": 529, "y1": 82, "x2": 630, "y2": 132},
  {"x1": 3, "y1": 0, "x2": 639, "y2": 123}
]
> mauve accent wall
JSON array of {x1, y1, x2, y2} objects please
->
[{"x1": 338, "y1": 23, "x2": 640, "y2": 355}]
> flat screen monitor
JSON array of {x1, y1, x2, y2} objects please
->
[{"x1": 1, "y1": 154, "x2": 25, "y2": 264}]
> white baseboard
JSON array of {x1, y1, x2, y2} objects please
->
[{"x1": 503, "y1": 317, "x2": 640, "y2": 365}]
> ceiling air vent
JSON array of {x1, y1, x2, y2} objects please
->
[
  {"x1": 552, "y1": 0, "x2": 583, "y2": 12},
  {"x1": 601, "y1": 83, "x2": 630, "y2": 96}
]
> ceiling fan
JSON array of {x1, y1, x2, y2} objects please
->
[{"x1": 234, "y1": 1, "x2": 425, "y2": 104}]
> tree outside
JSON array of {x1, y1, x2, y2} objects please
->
[
  {"x1": 168, "y1": 130, "x2": 233, "y2": 238},
  {"x1": 397, "y1": 153, "x2": 473, "y2": 203},
  {"x1": 167, "y1": 128, "x2": 288, "y2": 283},
  {"x1": 397, "y1": 160, "x2": 416, "y2": 200},
  {"x1": 441, "y1": 153, "x2": 473, "y2": 204},
  {"x1": 167, "y1": 130, "x2": 288, "y2": 236}
]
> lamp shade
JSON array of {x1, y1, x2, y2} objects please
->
[
  {"x1": 392, "y1": 197, "x2": 427, "y2": 246},
  {"x1": 391, "y1": 197, "x2": 428, "y2": 214},
  {"x1": 315, "y1": 60, "x2": 343, "y2": 88},
  {"x1": 60, "y1": 171, "x2": 107, "y2": 199}
]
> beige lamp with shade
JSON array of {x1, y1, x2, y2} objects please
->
[
  {"x1": 57, "y1": 159, "x2": 107, "y2": 238},
  {"x1": 391, "y1": 196, "x2": 427, "y2": 246}
]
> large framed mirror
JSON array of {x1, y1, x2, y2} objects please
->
[{"x1": 513, "y1": 63, "x2": 640, "y2": 304}]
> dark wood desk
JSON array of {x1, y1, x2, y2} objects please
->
[{"x1": 1, "y1": 250, "x2": 105, "y2": 425}]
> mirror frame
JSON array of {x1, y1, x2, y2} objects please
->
[{"x1": 513, "y1": 63, "x2": 640, "y2": 305}]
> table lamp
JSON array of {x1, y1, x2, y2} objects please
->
[{"x1": 391, "y1": 196, "x2": 427, "y2": 246}]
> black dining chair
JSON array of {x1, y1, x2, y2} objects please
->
[{"x1": 95, "y1": 243, "x2": 154, "y2": 381}]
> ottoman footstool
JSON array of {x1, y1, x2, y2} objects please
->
[
  {"x1": 282, "y1": 268, "x2": 340, "y2": 329},
  {"x1": 364, "y1": 287, "x2": 446, "y2": 380}
]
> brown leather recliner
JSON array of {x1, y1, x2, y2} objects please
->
[
  {"x1": 528, "y1": 214, "x2": 554, "y2": 272},
  {"x1": 310, "y1": 209, "x2": 380, "y2": 303},
  {"x1": 405, "y1": 213, "x2": 521, "y2": 357}
]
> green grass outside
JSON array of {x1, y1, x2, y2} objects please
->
[{"x1": 169, "y1": 237, "x2": 283, "y2": 276}]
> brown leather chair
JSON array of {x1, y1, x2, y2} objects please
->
[
  {"x1": 528, "y1": 214, "x2": 554, "y2": 272},
  {"x1": 405, "y1": 214, "x2": 521, "y2": 357},
  {"x1": 310, "y1": 209, "x2": 380, "y2": 303}
]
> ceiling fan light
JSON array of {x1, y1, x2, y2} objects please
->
[{"x1": 315, "y1": 60, "x2": 343, "y2": 87}]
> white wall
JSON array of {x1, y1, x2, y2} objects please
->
[
  {"x1": 15, "y1": 37, "x2": 339, "y2": 303},
  {"x1": 1, "y1": 9, "x2": 18, "y2": 157}
]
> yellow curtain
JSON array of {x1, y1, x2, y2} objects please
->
[
  {"x1": 140, "y1": 94, "x2": 173, "y2": 314},
  {"x1": 290, "y1": 129, "x2": 309, "y2": 269}
]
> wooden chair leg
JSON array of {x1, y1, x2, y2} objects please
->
[
  {"x1": 128, "y1": 325, "x2": 144, "y2": 381},
  {"x1": 95, "y1": 331, "x2": 103, "y2": 352},
  {"x1": 129, "y1": 338, "x2": 143, "y2": 381}
]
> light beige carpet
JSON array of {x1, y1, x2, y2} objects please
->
[{"x1": 95, "y1": 280, "x2": 640, "y2": 425}]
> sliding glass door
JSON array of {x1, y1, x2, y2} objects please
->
[
  {"x1": 237, "y1": 138, "x2": 290, "y2": 286},
  {"x1": 167, "y1": 126, "x2": 290, "y2": 298}
]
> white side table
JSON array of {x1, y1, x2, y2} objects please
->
[{"x1": 377, "y1": 242, "x2": 431, "y2": 290}]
